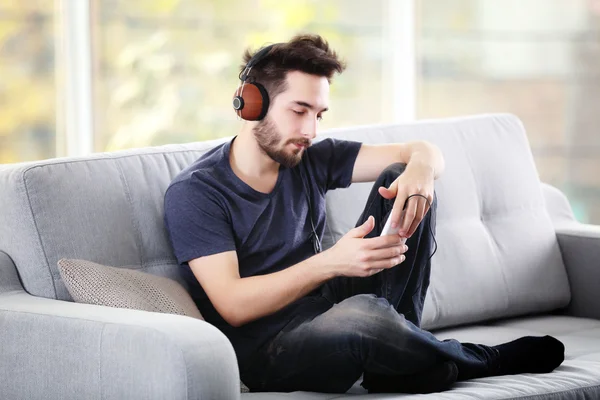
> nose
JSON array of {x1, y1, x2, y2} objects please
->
[{"x1": 303, "y1": 116, "x2": 318, "y2": 140}]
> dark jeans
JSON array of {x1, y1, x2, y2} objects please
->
[{"x1": 243, "y1": 163, "x2": 499, "y2": 393}]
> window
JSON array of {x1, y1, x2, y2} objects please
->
[
  {"x1": 417, "y1": 0, "x2": 600, "y2": 223},
  {"x1": 91, "y1": 0, "x2": 401, "y2": 151},
  {"x1": 2, "y1": 0, "x2": 599, "y2": 224},
  {"x1": 0, "y1": 1, "x2": 56, "y2": 163}
]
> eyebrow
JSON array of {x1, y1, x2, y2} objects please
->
[{"x1": 293, "y1": 101, "x2": 329, "y2": 113}]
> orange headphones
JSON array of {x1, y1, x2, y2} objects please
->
[{"x1": 232, "y1": 44, "x2": 279, "y2": 121}]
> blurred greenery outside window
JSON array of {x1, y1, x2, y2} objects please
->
[
  {"x1": 0, "y1": 1, "x2": 56, "y2": 163},
  {"x1": 91, "y1": 0, "x2": 394, "y2": 151},
  {"x1": 1, "y1": 0, "x2": 599, "y2": 224},
  {"x1": 416, "y1": 0, "x2": 600, "y2": 223}
]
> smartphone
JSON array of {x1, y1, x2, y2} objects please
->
[{"x1": 380, "y1": 212, "x2": 407, "y2": 244}]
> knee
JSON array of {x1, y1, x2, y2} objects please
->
[
  {"x1": 328, "y1": 296, "x2": 413, "y2": 364},
  {"x1": 378, "y1": 162, "x2": 407, "y2": 183},
  {"x1": 335, "y1": 294, "x2": 410, "y2": 337}
]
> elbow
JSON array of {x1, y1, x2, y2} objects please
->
[
  {"x1": 212, "y1": 281, "x2": 256, "y2": 328},
  {"x1": 226, "y1": 313, "x2": 244, "y2": 328},
  {"x1": 227, "y1": 314, "x2": 250, "y2": 328},
  {"x1": 220, "y1": 301, "x2": 247, "y2": 328},
  {"x1": 225, "y1": 303, "x2": 259, "y2": 328}
]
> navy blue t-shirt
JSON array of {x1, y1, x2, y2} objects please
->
[{"x1": 163, "y1": 136, "x2": 362, "y2": 364}]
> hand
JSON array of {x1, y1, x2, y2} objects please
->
[
  {"x1": 378, "y1": 163, "x2": 435, "y2": 239},
  {"x1": 323, "y1": 216, "x2": 409, "y2": 277}
]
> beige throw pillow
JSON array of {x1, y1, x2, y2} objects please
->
[{"x1": 57, "y1": 258, "x2": 203, "y2": 319}]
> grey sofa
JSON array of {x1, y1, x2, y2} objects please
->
[{"x1": 1, "y1": 113, "x2": 599, "y2": 399}]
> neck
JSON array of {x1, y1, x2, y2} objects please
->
[{"x1": 230, "y1": 122, "x2": 280, "y2": 180}]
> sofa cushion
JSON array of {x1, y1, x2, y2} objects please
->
[
  {"x1": 243, "y1": 359, "x2": 600, "y2": 399},
  {"x1": 321, "y1": 114, "x2": 571, "y2": 331},
  {"x1": 57, "y1": 258, "x2": 203, "y2": 319},
  {"x1": 0, "y1": 138, "x2": 228, "y2": 300}
]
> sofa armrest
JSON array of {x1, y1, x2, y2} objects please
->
[
  {"x1": 555, "y1": 223, "x2": 600, "y2": 320},
  {"x1": 0, "y1": 251, "x2": 240, "y2": 400}
]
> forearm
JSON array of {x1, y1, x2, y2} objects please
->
[
  {"x1": 229, "y1": 251, "x2": 336, "y2": 327},
  {"x1": 405, "y1": 141, "x2": 445, "y2": 180}
]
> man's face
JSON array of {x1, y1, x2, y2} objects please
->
[{"x1": 253, "y1": 70, "x2": 330, "y2": 168}]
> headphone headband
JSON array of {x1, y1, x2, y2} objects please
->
[{"x1": 239, "y1": 43, "x2": 278, "y2": 81}]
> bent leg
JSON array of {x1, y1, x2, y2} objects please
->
[
  {"x1": 248, "y1": 294, "x2": 498, "y2": 393},
  {"x1": 322, "y1": 162, "x2": 437, "y2": 327}
]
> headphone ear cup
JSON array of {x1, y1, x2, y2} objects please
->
[{"x1": 232, "y1": 82, "x2": 270, "y2": 121}]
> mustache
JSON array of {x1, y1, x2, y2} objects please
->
[{"x1": 289, "y1": 139, "x2": 311, "y2": 147}]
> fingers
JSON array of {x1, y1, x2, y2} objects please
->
[
  {"x1": 403, "y1": 194, "x2": 434, "y2": 237},
  {"x1": 378, "y1": 186, "x2": 394, "y2": 200},
  {"x1": 399, "y1": 195, "x2": 418, "y2": 235},
  {"x1": 358, "y1": 238, "x2": 408, "y2": 278},
  {"x1": 378, "y1": 179, "x2": 399, "y2": 200},
  {"x1": 366, "y1": 255, "x2": 407, "y2": 273},
  {"x1": 390, "y1": 196, "x2": 407, "y2": 229},
  {"x1": 405, "y1": 197, "x2": 426, "y2": 237},
  {"x1": 350, "y1": 215, "x2": 375, "y2": 238},
  {"x1": 363, "y1": 234, "x2": 405, "y2": 250},
  {"x1": 361, "y1": 244, "x2": 409, "y2": 262}
]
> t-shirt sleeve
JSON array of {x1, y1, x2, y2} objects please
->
[
  {"x1": 307, "y1": 138, "x2": 362, "y2": 191},
  {"x1": 163, "y1": 180, "x2": 236, "y2": 265}
]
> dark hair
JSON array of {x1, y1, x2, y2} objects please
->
[{"x1": 240, "y1": 34, "x2": 346, "y2": 101}]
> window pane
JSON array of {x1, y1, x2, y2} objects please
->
[
  {"x1": 417, "y1": 0, "x2": 600, "y2": 224},
  {"x1": 91, "y1": 0, "x2": 390, "y2": 152},
  {"x1": 0, "y1": 1, "x2": 56, "y2": 163}
]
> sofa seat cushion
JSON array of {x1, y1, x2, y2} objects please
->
[
  {"x1": 434, "y1": 315, "x2": 600, "y2": 363},
  {"x1": 241, "y1": 316, "x2": 600, "y2": 399}
]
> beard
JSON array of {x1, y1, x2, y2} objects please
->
[{"x1": 253, "y1": 116, "x2": 309, "y2": 168}]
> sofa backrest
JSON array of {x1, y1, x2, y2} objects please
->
[
  {"x1": 321, "y1": 114, "x2": 571, "y2": 330},
  {"x1": 0, "y1": 113, "x2": 571, "y2": 330},
  {"x1": 0, "y1": 138, "x2": 228, "y2": 300}
]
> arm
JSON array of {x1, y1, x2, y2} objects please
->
[
  {"x1": 190, "y1": 222, "x2": 406, "y2": 328},
  {"x1": 190, "y1": 251, "x2": 333, "y2": 327},
  {"x1": 556, "y1": 223, "x2": 600, "y2": 319},
  {"x1": 351, "y1": 141, "x2": 445, "y2": 183},
  {"x1": 541, "y1": 182, "x2": 600, "y2": 319},
  {"x1": 165, "y1": 182, "x2": 339, "y2": 328},
  {"x1": 0, "y1": 251, "x2": 240, "y2": 399}
]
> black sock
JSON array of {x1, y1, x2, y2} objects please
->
[
  {"x1": 362, "y1": 361, "x2": 458, "y2": 394},
  {"x1": 492, "y1": 335, "x2": 565, "y2": 376}
]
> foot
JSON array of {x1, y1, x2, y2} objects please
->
[
  {"x1": 362, "y1": 361, "x2": 458, "y2": 394},
  {"x1": 492, "y1": 335, "x2": 565, "y2": 376}
]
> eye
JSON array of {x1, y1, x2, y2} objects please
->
[
  {"x1": 293, "y1": 110, "x2": 305, "y2": 116},
  {"x1": 317, "y1": 115, "x2": 323, "y2": 121}
]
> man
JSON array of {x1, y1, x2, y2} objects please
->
[{"x1": 164, "y1": 34, "x2": 565, "y2": 394}]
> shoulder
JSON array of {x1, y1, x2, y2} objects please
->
[
  {"x1": 304, "y1": 138, "x2": 362, "y2": 167},
  {"x1": 307, "y1": 137, "x2": 361, "y2": 156},
  {"x1": 165, "y1": 144, "x2": 229, "y2": 208},
  {"x1": 307, "y1": 137, "x2": 336, "y2": 153},
  {"x1": 169, "y1": 143, "x2": 225, "y2": 185}
]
